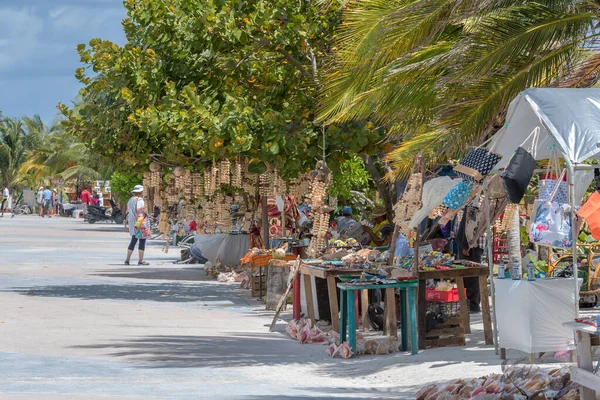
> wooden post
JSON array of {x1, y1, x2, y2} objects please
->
[
  {"x1": 327, "y1": 275, "x2": 340, "y2": 332},
  {"x1": 361, "y1": 289, "x2": 370, "y2": 332},
  {"x1": 262, "y1": 196, "x2": 270, "y2": 250}
]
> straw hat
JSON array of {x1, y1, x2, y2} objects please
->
[{"x1": 371, "y1": 206, "x2": 387, "y2": 218}]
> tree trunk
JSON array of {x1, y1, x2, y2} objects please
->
[{"x1": 362, "y1": 155, "x2": 396, "y2": 221}]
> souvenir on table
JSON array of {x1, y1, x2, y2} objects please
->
[
  {"x1": 530, "y1": 170, "x2": 573, "y2": 248},
  {"x1": 501, "y1": 127, "x2": 539, "y2": 204}
]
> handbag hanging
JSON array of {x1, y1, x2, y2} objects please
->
[
  {"x1": 577, "y1": 191, "x2": 600, "y2": 240},
  {"x1": 539, "y1": 150, "x2": 568, "y2": 204},
  {"x1": 530, "y1": 170, "x2": 573, "y2": 248},
  {"x1": 454, "y1": 136, "x2": 502, "y2": 183},
  {"x1": 501, "y1": 127, "x2": 539, "y2": 203}
]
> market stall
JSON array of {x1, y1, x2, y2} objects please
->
[{"x1": 479, "y1": 88, "x2": 600, "y2": 356}]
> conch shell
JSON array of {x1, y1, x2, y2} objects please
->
[{"x1": 338, "y1": 342, "x2": 353, "y2": 359}]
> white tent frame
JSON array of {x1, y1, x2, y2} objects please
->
[{"x1": 482, "y1": 88, "x2": 600, "y2": 354}]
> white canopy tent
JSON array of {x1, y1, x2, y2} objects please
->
[{"x1": 482, "y1": 88, "x2": 600, "y2": 353}]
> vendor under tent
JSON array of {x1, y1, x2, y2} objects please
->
[{"x1": 482, "y1": 87, "x2": 600, "y2": 354}]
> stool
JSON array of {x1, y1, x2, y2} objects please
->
[{"x1": 338, "y1": 281, "x2": 419, "y2": 356}]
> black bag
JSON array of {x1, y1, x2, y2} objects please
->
[{"x1": 500, "y1": 127, "x2": 539, "y2": 204}]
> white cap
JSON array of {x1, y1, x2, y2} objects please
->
[
  {"x1": 131, "y1": 185, "x2": 144, "y2": 193},
  {"x1": 39, "y1": 186, "x2": 44, "y2": 190}
]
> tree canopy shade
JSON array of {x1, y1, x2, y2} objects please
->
[
  {"x1": 318, "y1": 0, "x2": 600, "y2": 178},
  {"x1": 59, "y1": 0, "x2": 385, "y2": 178}
]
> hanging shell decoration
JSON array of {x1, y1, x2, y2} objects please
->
[
  {"x1": 307, "y1": 161, "x2": 331, "y2": 256},
  {"x1": 191, "y1": 172, "x2": 203, "y2": 200},
  {"x1": 183, "y1": 169, "x2": 192, "y2": 199},
  {"x1": 232, "y1": 160, "x2": 242, "y2": 188},
  {"x1": 259, "y1": 171, "x2": 272, "y2": 196},
  {"x1": 219, "y1": 160, "x2": 230, "y2": 186},
  {"x1": 393, "y1": 172, "x2": 423, "y2": 236}
]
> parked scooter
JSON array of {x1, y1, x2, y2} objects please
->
[{"x1": 87, "y1": 199, "x2": 124, "y2": 224}]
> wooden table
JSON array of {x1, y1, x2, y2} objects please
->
[
  {"x1": 338, "y1": 281, "x2": 419, "y2": 356},
  {"x1": 563, "y1": 321, "x2": 600, "y2": 400},
  {"x1": 418, "y1": 267, "x2": 493, "y2": 349},
  {"x1": 299, "y1": 264, "x2": 362, "y2": 332}
]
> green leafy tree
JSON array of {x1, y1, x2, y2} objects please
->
[
  {"x1": 110, "y1": 171, "x2": 142, "y2": 205},
  {"x1": 59, "y1": 0, "x2": 385, "y2": 177}
]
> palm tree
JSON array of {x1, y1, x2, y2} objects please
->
[
  {"x1": 0, "y1": 118, "x2": 30, "y2": 185},
  {"x1": 17, "y1": 125, "x2": 114, "y2": 187},
  {"x1": 318, "y1": 0, "x2": 600, "y2": 177}
]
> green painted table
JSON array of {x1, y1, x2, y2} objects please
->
[{"x1": 337, "y1": 281, "x2": 419, "y2": 356}]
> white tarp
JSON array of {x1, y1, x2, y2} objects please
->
[
  {"x1": 193, "y1": 233, "x2": 249, "y2": 266},
  {"x1": 489, "y1": 88, "x2": 600, "y2": 168},
  {"x1": 494, "y1": 278, "x2": 580, "y2": 353}
]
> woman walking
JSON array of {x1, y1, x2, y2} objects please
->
[{"x1": 125, "y1": 185, "x2": 149, "y2": 265}]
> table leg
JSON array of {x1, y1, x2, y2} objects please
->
[
  {"x1": 577, "y1": 331, "x2": 597, "y2": 400},
  {"x1": 355, "y1": 293, "x2": 360, "y2": 329},
  {"x1": 479, "y1": 275, "x2": 493, "y2": 345},
  {"x1": 418, "y1": 279, "x2": 426, "y2": 350},
  {"x1": 340, "y1": 289, "x2": 347, "y2": 342},
  {"x1": 400, "y1": 289, "x2": 408, "y2": 352},
  {"x1": 385, "y1": 288, "x2": 398, "y2": 338},
  {"x1": 326, "y1": 275, "x2": 340, "y2": 332},
  {"x1": 408, "y1": 287, "x2": 418, "y2": 355},
  {"x1": 303, "y1": 273, "x2": 316, "y2": 326},
  {"x1": 361, "y1": 289, "x2": 370, "y2": 332},
  {"x1": 347, "y1": 290, "x2": 357, "y2": 357},
  {"x1": 293, "y1": 274, "x2": 301, "y2": 321},
  {"x1": 456, "y1": 277, "x2": 470, "y2": 334}
]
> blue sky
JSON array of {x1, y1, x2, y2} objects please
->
[{"x1": 0, "y1": 0, "x2": 126, "y2": 124}]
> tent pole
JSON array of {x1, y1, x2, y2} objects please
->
[
  {"x1": 567, "y1": 162, "x2": 579, "y2": 317},
  {"x1": 483, "y1": 178, "x2": 499, "y2": 355}
]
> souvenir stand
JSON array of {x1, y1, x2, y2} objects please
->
[
  {"x1": 392, "y1": 160, "x2": 496, "y2": 350},
  {"x1": 482, "y1": 88, "x2": 600, "y2": 359}
]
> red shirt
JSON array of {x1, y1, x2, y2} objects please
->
[{"x1": 81, "y1": 190, "x2": 91, "y2": 205}]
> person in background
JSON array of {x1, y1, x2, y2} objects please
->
[
  {"x1": 336, "y1": 206, "x2": 357, "y2": 235},
  {"x1": 42, "y1": 186, "x2": 52, "y2": 217},
  {"x1": 1, "y1": 183, "x2": 9, "y2": 217},
  {"x1": 363, "y1": 206, "x2": 394, "y2": 247},
  {"x1": 50, "y1": 189, "x2": 57, "y2": 217},
  {"x1": 456, "y1": 206, "x2": 484, "y2": 313},
  {"x1": 37, "y1": 186, "x2": 44, "y2": 217},
  {"x1": 92, "y1": 189, "x2": 100, "y2": 206},
  {"x1": 80, "y1": 186, "x2": 91, "y2": 215},
  {"x1": 125, "y1": 185, "x2": 149, "y2": 266}
]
